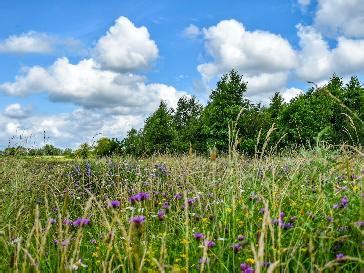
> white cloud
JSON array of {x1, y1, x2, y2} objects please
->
[
  {"x1": 281, "y1": 88, "x2": 303, "y2": 102},
  {"x1": 0, "y1": 31, "x2": 54, "y2": 54},
  {"x1": 0, "y1": 57, "x2": 184, "y2": 114},
  {"x1": 197, "y1": 19, "x2": 297, "y2": 80},
  {"x1": 0, "y1": 107, "x2": 146, "y2": 149},
  {"x1": 93, "y1": 16, "x2": 158, "y2": 72},
  {"x1": 314, "y1": 0, "x2": 364, "y2": 38},
  {"x1": 298, "y1": 0, "x2": 311, "y2": 7},
  {"x1": 296, "y1": 24, "x2": 364, "y2": 81},
  {"x1": 183, "y1": 24, "x2": 202, "y2": 39},
  {"x1": 3, "y1": 103, "x2": 31, "y2": 119}
]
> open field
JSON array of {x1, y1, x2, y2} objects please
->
[{"x1": 0, "y1": 149, "x2": 363, "y2": 272}]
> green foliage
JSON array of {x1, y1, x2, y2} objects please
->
[
  {"x1": 75, "y1": 143, "x2": 92, "y2": 159},
  {"x1": 94, "y1": 137, "x2": 121, "y2": 157},
  {"x1": 142, "y1": 101, "x2": 176, "y2": 154},
  {"x1": 202, "y1": 69, "x2": 249, "y2": 151}
]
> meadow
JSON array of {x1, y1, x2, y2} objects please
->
[{"x1": 0, "y1": 148, "x2": 362, "y2": 272}]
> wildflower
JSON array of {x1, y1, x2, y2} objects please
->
[
  {"x1": 90, "y1": 239, "x2": 97, "y2": 244},
  {"x1": 129, "y1": 192, "x2": 150, "y2": 203},
  {"x1": 49, "y1": 218, "x2": 56, "y2": 224},
  {"x1": 108, "y1": 200, "x2": 121, "y2": 208},
  {"x1": 63, "y1": 219, "x2": 73, "y2": 225},
  {"x1": 61, "y1": 239, "x2": 70, "y2": 246},
  {"x1": 204, "y1": 240, "x2": 216, "y2": 248},
  {"x1": 130, "y1": 215, "x2": 146, "y2": 226},
  {"x1": 240, "y1": 263, "x2": 254, "y2": 273},
  {"x1": 246, "y1": 258, "x2": 255, "y2": 265},
  {"x1": 157, "y1": 210, "x2": 166, "y2": 220},
  {"x1": 162, "y1": 202, "x2": 170, "y2": 209},
  {"x1": 327, "y1": 216, "x2": 333, "y2": 222},
  {"x1": 279, "y1": 212, "x2": 285, "y2": 219},
  {"x1": 259, "y1": 208, "x2": 265, "y2": 214},
  {"x1": 336, "y1": 253, "x2": 345, "y2": 260},
  {"x1": 355, "y1": 221, "x2": 364, "y2": 228},
  {"x1": 174, "y1": 193, "x2": 183, "y2": 200},
  {"x1": 333, "y1": 204, "x2": 339, "y2": 209},
  {"x1": 341, "y1": 196, "x2": 349, "y2": 208},
  {"x1": 187, "y1": 197, "x2": 197, "y2": 206},
  {"x1": 72, "y1": 218, "x2": 90, "y2": 227},
  {"x1": 232, "y1": 243, "x2": 242, "y2": 253},
  {"x1": 194, "y1": 233, "x2": 204, "y2": 240},
  {"x1": 237, "y1": 235, "x2": 245, "y2": 241}
]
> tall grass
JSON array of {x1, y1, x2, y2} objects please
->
[{"x1": 0, "y1": 148, "x2": 362, "y2": 272}]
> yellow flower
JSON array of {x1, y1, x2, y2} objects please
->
[
  {"x1": 92, "y1": 252, "x2": 98, "y2": 258},
  {"x1": 246, "y1": 258, "x2": 255, "y2": 265},
  {"x1": 226, "y1": 208, "x2": 233, "y2": 213},
  {"x1": 202, "y1": 217, "x2": 209, "y2": 223},
  {"x1": 239, "y1": 220, "x2": 244, "y2": 227},
  {"x1": 181, "y1": 239, "x2": 189, "y2": 245},
  {"x1": 353, "y1": 185, "x2": 359, "y2": 192}
]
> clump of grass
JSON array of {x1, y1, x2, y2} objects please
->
[{"x1": 0, "y1": 148, "x2": 362, "y2": 272}]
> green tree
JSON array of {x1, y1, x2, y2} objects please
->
[
  {"x1": 143, "y1": 101, "x2": 176, "y2": 154},
  {"x1": 202, "y1": 69, "x2": 249, "y2": 151},
  {"x1": 94, "y1": 137, "x2": 121, "y2": 157},
  {"x1": 173, "y1": 96, "x2": 204, "y2": 153},
  {"x1": 122, "y1": 128, "x2": 144, "y2": 156},
  {"x1": 75, "y1": 143, "x2": 92, "y2": 159}
]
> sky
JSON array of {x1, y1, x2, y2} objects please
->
[{"x1": 0, "y1": 0, "x2": 363, "y2": 149}]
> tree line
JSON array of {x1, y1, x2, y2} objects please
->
[{"x1": 1, "y1": 70, "x2": 363, "y2": 157}]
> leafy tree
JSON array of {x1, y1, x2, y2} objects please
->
[
  {"x1": 122, "y1": 128, "x2": 144, "y2": 156},
  {"x1": 143, "y1": 101, "x2": 176, "y2": 154},
  {"x1": 75, "y1": 143, "x2": 92, "y2": 159},
  {"x1": 173, "y1": 96, "x2": 204, "y2": 152},
  {"x1": 41, "y1": 144, "x2": 62, "y2": 156},
  {"x1": 94, "y1": 137, "x2": 121, "y2": 157},
  {"x1": 202, "y1": 69, "x2": 249, "y2": 151}
]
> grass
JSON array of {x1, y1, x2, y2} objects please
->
[{"x1": 0, "y1": 147, "x2": 362, "y2": 272}]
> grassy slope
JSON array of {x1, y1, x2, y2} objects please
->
[{"x1": 0, "y1": 148, "x2": 362, "y2": 272}]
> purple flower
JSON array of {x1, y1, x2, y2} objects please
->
[
  {"x1": 90, "y1": 239, "x2": 97, "y2": 244},
  {"x1": 194, "y1": 232, "x2": 204, "y2": 240},
  {"x1": 281, "y1": 222, "x2": 294, "y2": 230},
  {"x1": 240, "y1": 263, "x2": 254, "y2": 273},
  {"x1": 327, "y1": 216, "x2": 333, "y2": 222},
  {"x1": 333, "y1": 204, "x2": 339, "y2": 209},
  {"x1": 355, "y1": 221, "x2": 364, "y2": 228},
  {"x1": 129, "y1": 192, "x2": 150, "y2": 203},
  {"x1": 237, "y1": 235, "x2": 245, "y2": 241},
  {"x1": 49, "y1": 218, "x2": 56, "y2": 225},
  {"x1": 204, "y1": 240, "x2": 216, "y2": 248},
  {"x1": 53, "y1": 239, "x2": 59, "y2": 244},
  {"x1": 340, "y1": 196, "x2": 348, "y2": 208},
  {"x1": 72, "y1": 218, "x2": 90, "y2": 227},
  {"x1": 162, "y1": 202, "x2": 170, "y2": 209},
  {"x1": 130, "y1": 215, "x2": 146, "y2": 226},
  {"x1": 336, "y1": 253, "x2": 345, "y2": 260},
  {"x1": 279, "y1": 212, "x2": 285, "y2": 219},
  {"x1": 232, "y1": 243, "x2": 242, "y2": 253},
  {"x1": 108, "y1": 200, "x2": 121, "y2": 208},
  {"x1": 61, "y1": 239, "x2": 70, "y2": 246},
  {"x1": 259, "y1": 208, "x2": 265, "y2": 214},
  {"x1": 157, "y1": 210, "x2": 166, "y2": 220},
  {"x1": 188, "y1": 197, "x2": 197, "y2": 206},
  {"x1": 174, "y1": 193, "x2": 183, "y2": 200}
]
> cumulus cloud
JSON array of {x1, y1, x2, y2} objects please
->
[
  {"x1": 0, "y1": 57, "x2": 184, "y2": 114},
  {"x1": 197, "y1": 19, "x2": 297, "y2": 80},
  {"x1": 183, "y1": 24, "x2": 202, "y2": 39},
  {"x1": 314, "y1": 0, "x2": 364, "y2": 38},
  {"x1": 0, "y1": 31, "x2": 54, "y2": 54},
  {"x1": 281, "y1": 88, "x2": 303, "y2": 102},
  {"x1": 3, "y1": 103, "x2": 31, "y2": 119},
  {"x1": 0, "y1": 107, "x2": 146, "y2": 149},
  {"x1": 93, "y1": 16, "x2": 158, "y2": 72},
  {"x1": 296, "y1": 24, "x2": 364, "y2": 81}
]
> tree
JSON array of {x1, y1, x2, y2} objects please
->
[
  {"x1": 75, "y1": 143, "x2": 92, "y2": 159},
  {"x1": 94, "y1": 137, "x2": 121, "y2": 157},
  {"x1": 143, "y1": 101, "x2": 176, "y2": 154},
  {"x1": 122, "y1": 128, "x2": 144, "y2": 156},
  {"x1": 202, "y1": 69, "x2": 249, "y2": 151},
  {"x1": 173, "y1": 96, "x2": 204, "y2": 153}
]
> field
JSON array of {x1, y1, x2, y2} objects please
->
[{"x1": 0, "y1": 148, "x2": 363, "y2": 272}]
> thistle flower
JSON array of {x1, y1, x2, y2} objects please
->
[
  {"x1": 130, "y1": 215, "x2": 146, "y2": 226},
  {"x1": 108, "y1": 200, "x2": 121, "y2": 208},
  {"x1": 240, "y1": 263, "x2": 254, "y2": 273},
  {"x1": 237, "y1": 235, "x2": 245, "y2": 241},
  {"x1": 232, "y1": 243, "x2": 242, "y2": 253},
  {"x1": 157, "y1": 210, "x2": 166, "y2": 220},
  {"x1": 194, "y1": 233, "x2": 204, "y2": 240},
  {"x1": 72, "y1": 218, "x2": 90, "y2": 227},
  {"x1": 336, "y1": 253, "x2": 345, "y2": 260},
  {"x1": 129, "y1": 192, "x2": 150, "y2": 203},
  {"x1": 205, "y1": 240, "x2": 216, "y2": 248}
]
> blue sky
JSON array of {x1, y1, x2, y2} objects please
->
[{"x1": 0, "y1": 0, "x2": 363, "y2": 148}]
